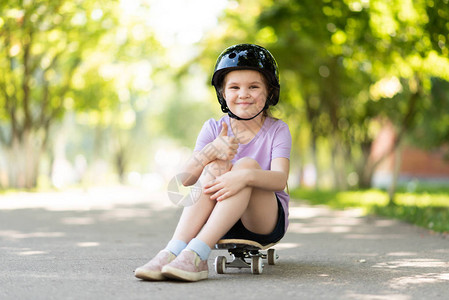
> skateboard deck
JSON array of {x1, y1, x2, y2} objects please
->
[{"x1": 214, "y1": 239, "x2": 278, "y2": 274}]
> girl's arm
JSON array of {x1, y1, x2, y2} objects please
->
[
  {"x1": 178, "y1": 147, "x2": 214, "y2": 187},
  {"x1": 246, "y1": 157, "x2": 289, "y2": 192},
  {"x1": 180, "y1": 123, "x2": 238, "y2": 186},
  {"x1": 204, "y1": 157, "x2": 289, "y2": 201}
]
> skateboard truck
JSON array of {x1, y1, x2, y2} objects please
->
[{"x1": 214, "y1": 239, "x2": 278, "y2": 275}]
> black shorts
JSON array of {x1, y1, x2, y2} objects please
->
[{"x1": 221, "y1": 196, "x2": 285, "y2": 246}]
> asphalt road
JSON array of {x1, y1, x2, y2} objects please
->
[{"x1": 1, "y1": 186, "x2": 448, "y2": 299}]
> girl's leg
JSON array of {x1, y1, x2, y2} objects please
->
[
  {"x1": 171, "y1": 159, "x2": 232, "y2": 243},
  {"x1": 161, "y1": 158, "x2": 278, "y2": 282},
  {"x1": 135, "y1": 159, "x2": 232, "y2": 281},
  {"x1": 196, "y1": 157, "x2": 278, "y2": 248}
]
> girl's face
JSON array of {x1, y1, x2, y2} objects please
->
[{"x1": 223, "y1": 70, "x2": 268, "y2": 120}]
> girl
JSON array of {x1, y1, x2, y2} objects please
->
[{"x1": 135, "y1": 44, "x2": 292, "y2": 282}]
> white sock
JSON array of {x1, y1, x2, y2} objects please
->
[
  {"x1": 165, "y1": 240, "x2": 187, "y2": 256},
  {"x1": 186, "y1": 238, "x2": 211, "y2": 261}
]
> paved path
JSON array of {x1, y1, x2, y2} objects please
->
[{"x1": 1, "y1": 186, "x2": 448, "y2": 299}]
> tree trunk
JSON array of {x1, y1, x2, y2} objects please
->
[
  {"x1": 358, "y1": 142, "x2": 375, "y2": 189},
  {"x1": 330, "y1": 136, "x2": 348, "y2": 190},
  {"x1": 388, "y1": 142, "x2": 403, "y2": 206},
  {"x1": 359, "y1": 168, "x2": 374, "y2": 189},
  {"x1": 115, "y1": 146, "x2": 127, "y2": 184},
  {"x1": 310, "y1": 135, "x2": 319, "y2": 189},
  {"x1": 4, "y1": 131, "x2": 44, "y2": 189}
]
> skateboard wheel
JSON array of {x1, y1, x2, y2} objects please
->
[
  {"x1": 251, "y1": 256, "x2": 263, "y2": 274},
  {"x1": 215, "y1": 256, "x2": 227, "y2": 274},
  {"x1": 267, "y1": 248, "x2": 278, "y2": 265}
]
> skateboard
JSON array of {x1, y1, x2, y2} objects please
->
[{"x1": 214, "y1": 239, "x2": 278, "y2": 275}]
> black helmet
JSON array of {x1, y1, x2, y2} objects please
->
[{"x1": 211, "y1": 44, "x2": 280, "y2": 120}]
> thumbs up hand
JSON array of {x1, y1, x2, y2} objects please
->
[
  {"x1": 210, "y1": 122, "x2": 239, "y2": 161},
  {"x1": 219, "y1": 122, "x2": 228, "y2": 137}
]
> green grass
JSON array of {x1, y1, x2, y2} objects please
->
[{"x1": 291, "y1": 188, "x2": 449, "y2": 233}]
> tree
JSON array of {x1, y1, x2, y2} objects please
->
[
  {"x1": 257, "y1": 0, "x2": 449, "y2": 191},
  {"x1": 0, "y1": 0, "x2": 122, "y2": 188}
]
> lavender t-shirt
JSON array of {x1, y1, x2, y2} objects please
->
[{"x1": 194, "y1": 115, "x2": 292, "y2": 232}]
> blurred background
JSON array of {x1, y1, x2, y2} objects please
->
[{"x1": 1, "y1": 0, "x2": 449, "y2": 199}]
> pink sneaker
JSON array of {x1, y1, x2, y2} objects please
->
[
  {"x1": 135, "y1": 250, "x2": 176, "y2": 281},
  {"x1": 161, "y1": 249, "x2": 208, "y2": 282}
]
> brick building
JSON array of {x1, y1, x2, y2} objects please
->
[{"x1": 371, "y1": 123, "x2": 449, "y2": 188}]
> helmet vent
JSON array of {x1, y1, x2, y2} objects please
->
[{"x1": 229, "y1": 53, "x2": 237, "y2": 59}]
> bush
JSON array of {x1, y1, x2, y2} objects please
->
[{"x1": 291, "y1": 188, "x2": 449, "y2": 233}]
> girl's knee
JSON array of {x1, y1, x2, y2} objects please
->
[
  {"x1": 203, "y1": 160, "x2": 232, "y2": 178},
  {"x1": 233, "y1": 157, "x2": 261, "y2": 170}
]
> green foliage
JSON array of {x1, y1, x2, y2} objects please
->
[
  {"x1": 374, "y1": 204, "x2": 449, "y2": 233},
  {"x1": 292, "y1": 188, "x2": 449, "y2": 233},
  {"x1": 0, "y1": 0, "x2": 125, "y2": 188},
  {"x1": 2, "y1": 0, "x2": 449, "y2": 191},
  {"x1": 409, "y1": 78, "x2": 449, "y2": 151},
  {"x1": 240, "y1": 0, "x2": 449, "y2": 189},
  {"x1": 0, "y1": 0, "x2": 168, "y2": 188},
  {"x1": 425, "y1": 0, "x2": 449, "y2": 57},
  {"x1": 291, "y1": 188, "x2": 389, "y2": 210},
  {"x1": 0, "y1": 0, "x2": 119, "y2": 127}
]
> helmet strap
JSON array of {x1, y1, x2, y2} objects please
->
[
  {"x1": 227, "y1": 106, "x2": 263, "y2": 121},
  {"x1": 227, "y1": 100, "x2": 270, "y2": 121}
]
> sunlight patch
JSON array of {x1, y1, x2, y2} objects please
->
[
  {"x1": 373, "y1": 259, "x2": 449, "y2": 269},
  {"x1": 0, "y1": 230, "x2": 65, "y2": 239},
  {"x1": 62, "y1": 217, "x2": 95, "y2": 225},
  {"x1": 17, "y1": 250, "x2": 47, "y2": 256},
  {"x1": 389, "y1": 272, "x2": 449, "y2": 289},
  {"x1": 275, "y1": 242, "x2": 301, "y2": 250},
  {"x1": 77, "y1": 242, "x2": 100, "y2": 247},
  {"x1": 386, "y1": 252, "x2": 418, "y2": 257}
]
